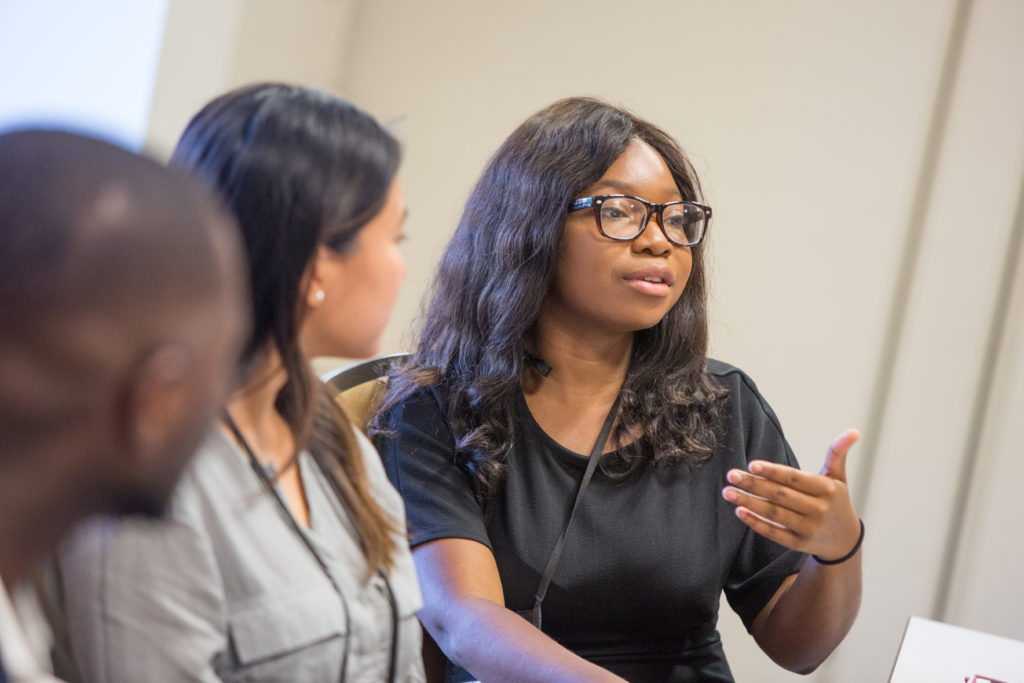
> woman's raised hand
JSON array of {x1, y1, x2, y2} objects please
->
[{"x1": 722, "y1": 429, "x2": 862, "y2": 562}]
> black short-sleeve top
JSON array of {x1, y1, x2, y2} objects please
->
[{"x1": 376, "y1": 359, "x2": 806, "y2": 682}]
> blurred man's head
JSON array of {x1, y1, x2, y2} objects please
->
[{"x1": 0, "y1": 130, "x2": 247, "y2": 581}]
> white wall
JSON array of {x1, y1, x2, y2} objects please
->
[
  {"x1": 0, "y1": 0, "x2": 169, "y2": 149},
  {"x1": 149, "y1": 1, "x2": 1024, "y2": 680},
  {"x1": 144, "y1": 0, "x2": 361, "y2": 158},
  {"x1": 830, "y1": 1, "x2": 1024, "y2": 679}
]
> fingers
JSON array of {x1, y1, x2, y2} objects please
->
[
  {"x1": 720, "y1": 473, "x2": 831, "y2": 536},
  {"x1": 732, "y1": 506, "x2": 802, "y2": 549},
  {"x1": 725, "y1": 468, "x2": 825, "y2": 507},
  {"x1": 722, "y1": 485, "x2": 818, "y2": 537},
  {"x1": 820, "y1": 428, "x2": 860, "y2": 481},
  {"x1": 736, "y1": 461, "x2": 839, "y2": 498}
]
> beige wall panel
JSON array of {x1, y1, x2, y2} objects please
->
[
  {"x1": 831, "y1": 0, "x2": 1024, "y2": 680},
  {"x1": 228, "y1": 0, "x2": 358, "y2": 91},
  {"x1": 945, "y1": 202, "x2": 1024, "y2": 636},
  {"x1": 145, "y1": 0, "x2": 358, "y2": 158},
  {"x1": 145, "y1": 0, "x2": 246, "y2": 156}
]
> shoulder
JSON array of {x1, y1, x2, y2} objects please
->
[
  {"x1": 385, "y1": 382, "x2": 448, "y2": 418},
  {"x1": 352, "y1": 427, "x2": 395, "y2": 494},
  {"x1": 352, "y1": 425, "x2": 417, "y2": 526},
  {"x1": 707, "y1": 359, "x2": 777, "y2": 418},
  {"x1": 707, "y1": 358, "x2": 796, "y2": 464},
  {"x1": 707, "y1": 358, "x2": 757, "y2": 391},
  {"x1": 1, "y1": 579, "x2": 54, "y2": 682},
  {"x1": 376, "y1": 383, "x2": 455, "y2": 448},
  {"x1": 165, "y1": 428, "x2": 251, "y2": 519},
  {"x1": 350, "y1": 427, "x2": 424, "y2": 610}
]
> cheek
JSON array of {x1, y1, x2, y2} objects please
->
[
  {"x1": 387, "y1": 245, "x2": 406, "y2": 295},
  {"x1": 367, "y1": 244, "x2": 405, "y2": 312},
  {"x1": 677, "y1": 250, "x2": 694, "y2": 291},
  {"x1": 332, "y1": 246, "x2": 404, "y2": 356},
  {"x1": 340, "y1": 244, "x2": 402, "y2": 301},
  {"x1": 556, "y1": 240, "x2": 611, "y2": 299},
  {"x1": 552, "y1": 254, "x2": 590, "y2": 311},
  {"x1": 662, "y1": 252, "x2": 694, "y2": 311}
]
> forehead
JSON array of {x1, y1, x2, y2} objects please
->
[
  {"x1": 351, "y1": 176, "x2": 406, "y2": 241},
  {"x1": 583, "y1": 139, "x2": 681, "y2": 201}
]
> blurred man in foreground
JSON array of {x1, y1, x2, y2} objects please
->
[{"x1": 0, "y1": 130, "x2": 247, "y2": 681}]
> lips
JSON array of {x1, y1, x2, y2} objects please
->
[
  {"x1": 623, "y1": 266, "x2": 675, "y2": 287},
  {"x1": 622, "y1": 266, "x2": 675, "y2": 297}
]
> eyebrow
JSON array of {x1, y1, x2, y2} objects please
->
[{"x1": 588, "y1": 179, "x2": 682, "y2": 199}]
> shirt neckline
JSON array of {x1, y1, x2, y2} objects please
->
[{"x1": 514, "y1": 388, "x2": 635, "y2": 467}]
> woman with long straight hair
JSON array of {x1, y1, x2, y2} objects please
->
[
  {"x1": 375, "y1": 97, "x2": 862, "y2": 682},
  {"x1": 50, "y1": 83, "x2": 425, "y2": 682}
]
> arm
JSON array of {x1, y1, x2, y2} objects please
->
[
  {"x1": 56, "y1": 511, "x2": 228, "y2": 682},
  {"x1": 722, "y1": 429, "x2": 863, "y2": 673},
  {"x1": 414, "y1": 538, "x2": 626, "y2": 683},
  {"x1": 378, "y1": 390, "x2": 624, "y2": 682}
]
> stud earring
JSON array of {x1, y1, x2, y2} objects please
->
[{"x1": 314, "y1": 289, "x2": 325, "y2": 303}]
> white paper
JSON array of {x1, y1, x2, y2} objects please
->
[{"x1": 889, "y1": 616, "x2": 1024, "y2": 682}]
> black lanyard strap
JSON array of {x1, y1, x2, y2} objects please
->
[
  {"x1": 310, "y1": 447, "x2": 402, "y2": 683},
  {"x1": 221, "y1": 411, "x2": 358, "y2": 683},
  {"x1": 526, "y1": 394, "x2": 621, "y2": 630}
]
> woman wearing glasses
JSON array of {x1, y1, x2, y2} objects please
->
[
  {"x1": 374, "y1": 97, "x2": 862, "y2": 682},
  {"x1": 50, "y1": 84, "x2": 425, "y2": 681}
]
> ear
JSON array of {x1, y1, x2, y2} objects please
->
[
  {"x1": 304, "y1": 246, "x2": 331, "y2": 309},
  {"x1": 118, "y1": 343, "x2": 196, "y2": 466}
]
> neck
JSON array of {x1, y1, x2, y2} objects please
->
[
  {"x1": 520, "y1": 309, "x2": 631, "y2": 454},
  {"x1": 0, "y1": 449, "x2": 101, "y2": 586},
  {"x1": 224, "y1": 347, "x2": 295, "y2": 466},
  {"x1": 0, "y1": 529, "x2": 38, "y2": 588},
  {"x1": 0, "y1": 517, "x2": 43, "y2": 587},
  {"x1": 527, "y1": 308, "x2": 632, "y2": 403}
]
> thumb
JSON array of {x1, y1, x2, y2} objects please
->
[{"x1": 820, "y1": 428, "x2": 860, "y2": 481}]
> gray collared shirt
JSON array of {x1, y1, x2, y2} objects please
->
[{"x1": 48, "y1": 427, "x2": 425, "y2": 682}]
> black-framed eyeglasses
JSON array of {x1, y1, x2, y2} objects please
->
[{"x1": 567, "y1": 194, "x2": 712, "y2": 247}]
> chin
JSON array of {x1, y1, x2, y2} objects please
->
[
  {"x1": 107, "y1": 486, "x2": 174, "y2": 520},
  {"x1": 108, "y1": 453, "x2": 193, "y2": 521},
  {"x1": 620, "y1": 314, "x2": 671, "y2": 333},
  {"x1": 339, "y1": 336, "x2": 384, "y2": 361}
]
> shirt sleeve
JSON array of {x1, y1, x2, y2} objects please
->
[
  {"x1": 374, "y1": 388, "x2": 492, "y2": 551},
  {"x1": 720, "y1": 370, "x2": 808, "y2": 632},
  {"x1": 351, "y1": 429, "x2": 427, "y2": 682},
  {"x1": 55, "y1": 486, "x2": 229, "y2": 682}
]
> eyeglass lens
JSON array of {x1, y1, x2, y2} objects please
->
[{"x1": 599, "y1": 196, "x2": 706, "y2": 245}]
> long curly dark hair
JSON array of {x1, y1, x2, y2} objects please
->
[
  {"x1": 375, "y1": 97, "x2": 725, "y2": 505},
  {"x1": 172, "y1": 83, "x2": 401, "y2": 573}
]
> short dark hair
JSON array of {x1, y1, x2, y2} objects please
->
[
  {"x1": 378, "y1": 97, "x2": 725, "y2": 504},
  {"x1": 0, "y1": 129, "x2": 228, "y2": 327},
  {"x1": 0, "y1": 129, "x2": 234, "y2": 451},
  {"x1": 172, "y1": 83, "x2": 402, "y2": 572}
]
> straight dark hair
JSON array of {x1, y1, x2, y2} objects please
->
[
  {"x1": 375, "y1": 97, "x2": 726, "y2": 505},
  {"x1": 172, "y1": 83, "x2": 400, "y2": 573}
]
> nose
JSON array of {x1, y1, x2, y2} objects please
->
[{"x1": 631, "y1": 210, "x2": 673, "y2": 256}]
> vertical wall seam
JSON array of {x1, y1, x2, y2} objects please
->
[
  {"x1": 853, "y1": 0, "x2": 974, "y2": 513},
  {"x1": 335, "y1": 0, "x2": 366, "y2": 95},
  {"x1": 934, "y1": 157, "x2": 1024, "y2": 621}
]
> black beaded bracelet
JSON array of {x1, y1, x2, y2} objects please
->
[{"x1": 813, "y1": 518, "x2": 865, "y2": 565}]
